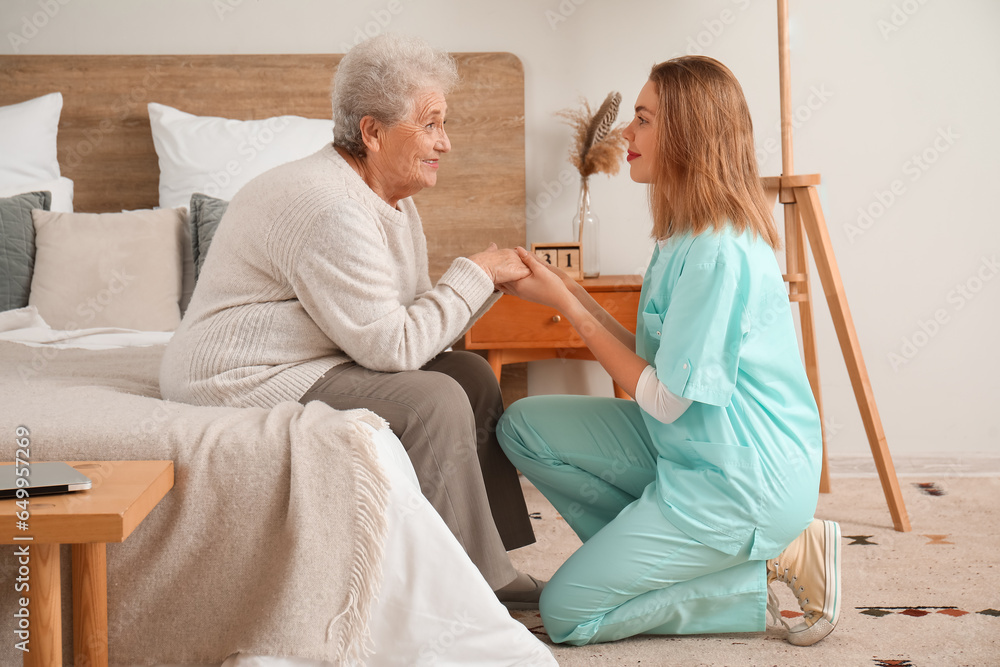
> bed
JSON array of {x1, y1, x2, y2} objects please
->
[{"x1": 0, "y1": 53, "x2": 553, "y2": 666}]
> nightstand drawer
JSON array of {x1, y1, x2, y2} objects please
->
[{"x1": 467, "y1": 290, "x2": 640, "y2": 349}]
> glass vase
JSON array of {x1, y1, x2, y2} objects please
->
[{"x1": 573, "y1": 179, "x2": 601, "y2": 278}]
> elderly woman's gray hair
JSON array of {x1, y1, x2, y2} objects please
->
[{"x1": 332, "y1": 33, "x2": 459, "y2": 158}]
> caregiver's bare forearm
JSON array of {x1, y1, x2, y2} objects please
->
[
  {"x1": 567, "y1": 280, "x2": 637, "y2": 350},
  {"x1": 561, "y1": 298, "x2": 646, "y2": 397}
]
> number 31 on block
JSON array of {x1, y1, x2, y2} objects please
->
[{"x1": 531, "y1": 242, "x2": 583, "y2": 281}]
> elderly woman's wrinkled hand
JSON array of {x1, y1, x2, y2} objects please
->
[{"x1": 469, "y1": 243, "x2": 532, "y2": 286}]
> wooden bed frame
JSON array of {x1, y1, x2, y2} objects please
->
[{"x1": 0, "y1": 53, "x2": 526, "y2": 281}]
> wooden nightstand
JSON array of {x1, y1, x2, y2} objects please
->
[
  {"x1": 465, "y1": 275, "x2": 643, "y2": 398},
  {"x1": 1, "y1": 460, "x2": 173, "y2": 667}
]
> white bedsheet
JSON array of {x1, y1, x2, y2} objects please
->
[
  {"x1": 0, "y1": 307, "x2": 555, "y2": 666},
  {"x1": 220, "y1": 426, "x2": 555, "y2": 667},
  {"x1": 0, "y1": 306, "x2": 172, "y2": 348}
]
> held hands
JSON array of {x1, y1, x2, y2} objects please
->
[
  {"x1": 497, "y1": 247, "x2": 575, "y2": 311},
  {"x1": 469, "y1": 243, "x2": 532, "y2": 285}
]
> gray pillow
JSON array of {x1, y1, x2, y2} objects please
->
[
  {"x1": 0, "y1": 190, "x2": 51, "y2": 311},
  {"x1": 188, "y1": 192, "x2": 229, "y2": 280}
]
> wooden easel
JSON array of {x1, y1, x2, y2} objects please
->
[{"x1": 763, "y1": 0, "x2": 911, "y2": 532}]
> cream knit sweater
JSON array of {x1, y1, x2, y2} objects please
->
[{"x1": 160, "y1": 144, "x2": 498, "y2": 408}]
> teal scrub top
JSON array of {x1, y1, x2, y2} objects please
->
[{"x1": 635, "y1": 225, "x2": 822, "y2": 560}]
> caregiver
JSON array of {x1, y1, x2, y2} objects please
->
[{"x1": 497, "y1": 55, "x2": 841, "y2": 645}]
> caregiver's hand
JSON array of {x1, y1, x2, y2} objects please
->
[
  {"x1": 469, "y1": 243, "x2": 532, "y2": 286},
  {"x1": 498, "y1": 247, "x2": 575, "y2": 311}
]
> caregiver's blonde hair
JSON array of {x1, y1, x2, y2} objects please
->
[{"x1": 647, "y1": 56, "x2": 779, "y2": 249}]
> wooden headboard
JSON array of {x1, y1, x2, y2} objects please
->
[{"x1": 0, "y1": 53, "x2": 526, "y2": 281}]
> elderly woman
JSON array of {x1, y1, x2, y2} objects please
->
[{"x1": 160, "y1": 33, "x2": 541, "y2": 606}]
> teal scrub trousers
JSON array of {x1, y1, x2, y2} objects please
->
[{"x1": 498, "y1": 394, "x2": 767, "y2": 646}]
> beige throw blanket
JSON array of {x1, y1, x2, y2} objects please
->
[{"x1": 0, "y1": 340, "x2": 389, "y2": 665}]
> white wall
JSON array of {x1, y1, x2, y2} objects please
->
[{"x1": 3, "y1": 0, "x2": 998, "y2": 459}]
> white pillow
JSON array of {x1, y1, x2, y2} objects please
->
[
  {"x1": 0, "y1": 177, "x2": 74, "y2": 213},
  {"x1": 29, "y1": 208, "x2": 186, "y2": 331},
  {"x1": 148, "y1": 102, "x2": 334, "y2": 209},
  {"x1": 0, "y1": 92, "x2": 63, "y2": 190}
]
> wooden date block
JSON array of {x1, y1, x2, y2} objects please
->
[{"x1": 531, "y1": 242, "x2": 583, "y2": 280}]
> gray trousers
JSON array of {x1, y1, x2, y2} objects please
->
[{"x1": 300, "y1": 350, "x2": 536, "y2": 589}]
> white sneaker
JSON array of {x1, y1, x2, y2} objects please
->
[{"x1": 766, "y1": 519, "x2": 842, "y2": 646}]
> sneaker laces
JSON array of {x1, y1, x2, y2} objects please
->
[
  {"x1": 771, "y1": 563, "x2": 817, "y2": 622},
  {"x1": 766, "y1": 584, "x2": 792, "y2": 631}
]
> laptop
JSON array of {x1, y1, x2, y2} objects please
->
[{"x1": 0, "y1": 461, "x2": 93, "y2": 499}]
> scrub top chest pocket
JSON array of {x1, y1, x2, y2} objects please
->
[
  {"x1": 638, "y1": 303, "x2": 665, "y2": 362},
  {"x1": 635, "y1": 241, "x2": 675, "y2": 365},
  {"x1": 638, "y1": 300, "x2": 695, "y2": 396}
]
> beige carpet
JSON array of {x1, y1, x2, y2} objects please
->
[{"x1": 508, "y1": 475, "x2": 1000, "y2": 666}]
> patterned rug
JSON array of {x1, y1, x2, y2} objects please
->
[{"x1": 507, "y1": 475, "x2": 1000, "y2": 666}]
